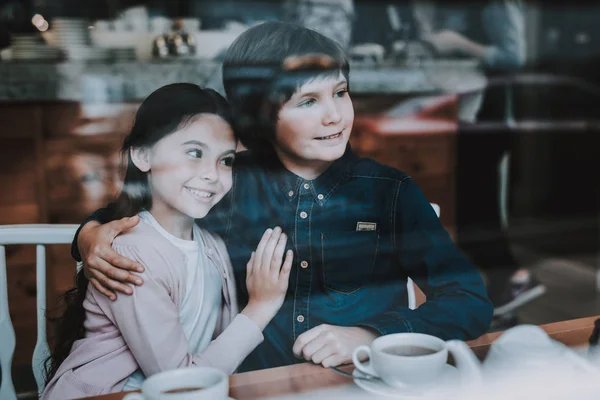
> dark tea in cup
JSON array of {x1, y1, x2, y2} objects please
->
[
  {"x1": 162, "y1": 386, "x2": 205, "y2": 394},
  {"x1": 381, "y1": 345, "x2": 438, "y2": 357}
]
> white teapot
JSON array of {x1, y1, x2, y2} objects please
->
[{"x1": 446, "y1": 324, "x2": 599, "y2": 395}]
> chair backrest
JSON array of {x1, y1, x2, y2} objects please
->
[
  {"x1": 406, "y1": 203, "x2": 440, "y2": 310},
  {"x1": 0, "y1": 224, "x2": 79, "y2": 400}
]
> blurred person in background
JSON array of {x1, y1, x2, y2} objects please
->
[
  {"x1": 418, "y1": 0, "x2": 545, "y2": 319},
  {"x1": 0, "y1": 0, "x2": 32, "y2": 47},
  {"x1": 283, "y1": 0, "x2": 355, "y2": 48}
]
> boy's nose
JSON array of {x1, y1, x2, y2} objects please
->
[{"x1": 323, "y1": 101, "x2": 342, "y2": 125}]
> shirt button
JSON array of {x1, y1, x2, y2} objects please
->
[
  {"x1": 207, "y1": 249, "x2": 213, "y2": 255},
  {"x1": 300, "y1": 260, "x2": 309, "y2": 269},
  {"x1": 297, "y1": 315, "x2": 305, "y2": 323},
  {"x1": 288, "y1": 190, "x2": 294, "y2": 197},
  {"x1": 300, "y1": 211, "x2": 307, "y2": 219},
  {"x1": 303, "y1": 183, "x2": 310, "y2": 190},
  {"x1": 317, "y1": 194, "x2": 324, "y2": 200}
]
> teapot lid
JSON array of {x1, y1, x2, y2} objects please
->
[{"x1": 493, "y1": 325, "x2": 561, "y2": 356}]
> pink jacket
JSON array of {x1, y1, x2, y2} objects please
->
[{"x1": 42, "y1": 222, "x2": 263, "y2": 400}]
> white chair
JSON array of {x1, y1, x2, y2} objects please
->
[
  {"x1": 0, "y1": 224, "x2": 79, "y2": 400},
  {"x1": 406, "y1": 203, "x2": 441, "y2": 310}
]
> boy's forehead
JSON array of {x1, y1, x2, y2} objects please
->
[{"x1": 295, "y1": 72, "x2": 347, "y2": 93}]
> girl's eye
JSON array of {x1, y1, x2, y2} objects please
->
[
  {"x1": 187, "y1": 149, "x2": 202, "y2": 158},
  {"x1": 220, "y1": 156, "x2": 235, "y2": 167},
  {"x1": 298, "y1": 98, "x2": 316, "y2": 108},
  {"x1": 335, "y1": 89, "x2": 348, "y2": 98}
]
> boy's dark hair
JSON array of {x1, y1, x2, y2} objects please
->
[{"x1": 222, "y1": 21, "x2": 350, "y2": 153}]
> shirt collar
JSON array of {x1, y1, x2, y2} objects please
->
[{"x1": 263, "y1": 144, "x2": 357, "y2": 205}]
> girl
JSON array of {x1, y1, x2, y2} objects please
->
[{"x1": 42, "y1": 83, "x2": 293, "y2": 399}]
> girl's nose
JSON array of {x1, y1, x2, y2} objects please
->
[{"x1": 201, "y1": 162, "x2": 219, "y2": 182}]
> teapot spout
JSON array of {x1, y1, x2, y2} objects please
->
[{"x1": 446, "y1": 340, "x2": 484, "y2": 389}]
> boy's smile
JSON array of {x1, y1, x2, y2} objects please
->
[{"x1": 314, "y1": 130, "x2": 345, "y2": 145}]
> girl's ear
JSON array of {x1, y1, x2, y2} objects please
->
[{"x1": 130, "y1": 147, "x2": 151, "y2": 172}]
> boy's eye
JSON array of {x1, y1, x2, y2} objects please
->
[
  {"x1": 335, "y1": 89, "x2": 348, "y2": 98},
  {"x1": 187, "y1": 149, "x2": 203, "y2": 158},
  {"x1": 220, "y1": 156, "x2": 235, "y2": 167},
  {"x1": 298, "y1": 99, "x2": 316, "y2": 108}
]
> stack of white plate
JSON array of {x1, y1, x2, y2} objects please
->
[
  {"x1": 111, "y1": 47, "x2": 136, "y2": 62},
  {"x1": 51, "y1": 18, "x2": 111, "y2": 61},
  {"x1": 10, "y1": 33, "x2": 62, "y2": 61},
  {"x1": 51, "y1": 18, "x2": 91, "y2": 47},
  {"x1": 62, "y1": 46, "x2": 111, "y2": 61}
]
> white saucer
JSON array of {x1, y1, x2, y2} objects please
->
[{"x1": 353, "y1": 364, "x2": 459, "y2": 399}]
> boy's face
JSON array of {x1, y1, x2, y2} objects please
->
[{"x1": 274, "y1": 72, "x2": 354, "y2": 174}]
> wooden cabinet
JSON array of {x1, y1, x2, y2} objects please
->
[
  {"x1": 45, "y1": 135, "x2": 124, "y2": 223},
  {"x1": 0, "y1": 102, "x2": 137, "y2": 370},
  {"x1": 351, "y1": 128, "x2": 456, "y2": 235},
  {"x1": 43, "y1": 103, "x2": 138, "y2": 138},
  {"x1": 0, "y1": 106, "x2": 44, "y2": 224},
  {"x1": 351, "y1": 95, "x2": 458, "y2": 237}
]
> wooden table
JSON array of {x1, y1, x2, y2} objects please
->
[{"x1": 80, "y1": 316, "x2": 598, "y2": 400}]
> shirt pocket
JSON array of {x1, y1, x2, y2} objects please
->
[{"x1": 320, "y1": 229, "x2": 380, "y2": 294}]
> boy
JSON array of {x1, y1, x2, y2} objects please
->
[{"x1": 72, "y1": 22, "x2": 493, "y2": 371}]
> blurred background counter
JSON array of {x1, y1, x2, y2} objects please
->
[{"x1": 0, "y1": 59, "x2": 485, "y2": 101}]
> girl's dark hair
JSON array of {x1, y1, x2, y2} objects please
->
[
  {"x1": 222, "y1": 21, "x2": 350, "y2": 153},
  {"x1": 45, "y1": 83, "x2": 233, "y2": 384}
]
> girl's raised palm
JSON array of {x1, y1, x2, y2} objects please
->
[{"x1": 243, "y1": 227, "x2": 293, "y2": 328}]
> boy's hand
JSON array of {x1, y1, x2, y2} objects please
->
[
  {"x1": 293, "y1": 325, "x2": 379, "y2": 368},
  {"x1": 79, "y1": 216, "x2": 144, "y2": 300}
]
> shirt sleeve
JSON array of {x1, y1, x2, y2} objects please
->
[
  {"x1": 71, "y1": 186, "x2": 235, "y2": 262},
  {"x1": 358, "y1": 178, "x2": 493, "y2": 341},
  {"x1": 95, "y1": 242, "x2": 263, "y2": 376},
  {"x1": 481, "y1": 1, "x2": 526, "y2": 70},
  {"x1": 70, "y1": 203, "x2": 117, "y2": 262}
]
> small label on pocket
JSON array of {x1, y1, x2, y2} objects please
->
[{"x1": 356, "y1": 222, "x2": 377, "y2": 231}]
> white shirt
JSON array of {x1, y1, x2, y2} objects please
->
[{"x1": 123, "y1": 211, "x2": 222, "y2": 389}]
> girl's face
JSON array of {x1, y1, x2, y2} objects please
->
[
  {"x1": 134, "y1": 114, "x2": 236, "y2": 221},
  {"x1": 273, "y1": 72, "x2": 354, "y2": 178}
]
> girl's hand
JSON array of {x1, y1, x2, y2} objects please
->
[{"x1": 242, "y1": 227, "x2": 293, "y2": 330}]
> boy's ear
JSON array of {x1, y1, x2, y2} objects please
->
[{"x1": 130, "y1": 147, "x2": 151, "y2": 172}]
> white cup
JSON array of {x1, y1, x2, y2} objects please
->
[
  {"x1": 94, "y1": 20, "x2": 111, "y2": 31},
  {"x1": 122, "y1": 367, "x2": 228, "y2": 400},
  {"x1": 112, "y1": 19, "x2": 127, "y2": 32},
  {"x1": 352, "y1": 333, "x2": 449, "y2": 389},
  {"x1": 150, "y1": 17, "x2": 172, "y2": 34}
]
